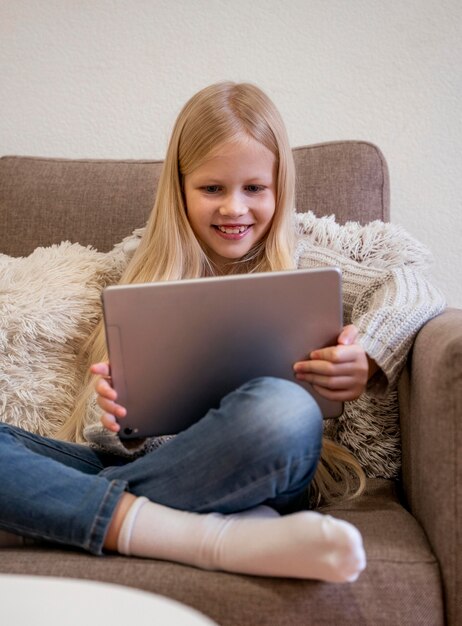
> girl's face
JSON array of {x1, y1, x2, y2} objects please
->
[{"x1": 183, "y1": 138, "x2": 277, "y2": 271}]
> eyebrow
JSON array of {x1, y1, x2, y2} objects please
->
[{"x1": 193, "y1": 175, "x2": 273, "y2": 184}]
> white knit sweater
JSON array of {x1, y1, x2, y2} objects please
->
[
  {"x1": 294, "y1": 212, "x2": 445, "y2": 477},
  {"x1": 84, "y1": 212, "x2": 446, "y2": 479}
]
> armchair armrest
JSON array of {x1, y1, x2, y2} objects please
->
[{"x1": 398, "y1": 308, "x2": 462, "y2": 626}]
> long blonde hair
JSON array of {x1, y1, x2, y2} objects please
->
[{"x1": 58, "y1": 81, "x2": 365, "y2": 505}]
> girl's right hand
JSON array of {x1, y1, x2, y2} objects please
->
[{"x1": 90, "y1": 362, "x2": 127, "y2": 433}]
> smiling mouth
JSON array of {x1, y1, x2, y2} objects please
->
[{"x1": 214, "y1": 225, "x2": 251, "y2": 234}]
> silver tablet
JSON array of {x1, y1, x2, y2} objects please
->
[{"x1": 102, "y1": 268, "x2": 343, "y2": 439}]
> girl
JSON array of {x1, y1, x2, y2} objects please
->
[{"x1": 0, "y1": 82, "x2": 444, "y2": 583}]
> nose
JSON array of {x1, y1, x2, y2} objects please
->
[{"x1": 219, "y1": 192, "x2": 248, "y2": 218}]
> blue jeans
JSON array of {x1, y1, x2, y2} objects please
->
[{"x1": 0, "y1": 377, "x2": 322, "y2": 555}]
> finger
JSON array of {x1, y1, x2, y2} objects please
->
[
  {"x1": 337, "y1": 324, "x2": 359, "y2": 346},
  {"x1": 295, "y1": 373, "x2": 355, "y2": 390},
  {"x1": 101, "y1": 413, "x2": 121, "y2": 433},
  {"x1": 95, "y1": 377, "x2": 117, "y2": 400},
  {"x1": 97, "y1": 395, "x2": 127, "y2": 418},
  {"x1": 90, "y1": 361, "x2": 111, "y2": 377},
  {"x1": 311, "y1": 384, "x2": 362, "y2": 402},
  {"x1": 294, "y1": 360, "x2": 360, "y2": 377},
  {"x1": 309, "y1": 344, "x2": 363, "y2": 363}
]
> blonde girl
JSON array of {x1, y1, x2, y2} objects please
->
[
  {"x1": 66, "y1": 81, "x2": 370, "y2": 503},
  {"x1": 2, "y1": 81, "x2": 418, "y2": 583}
]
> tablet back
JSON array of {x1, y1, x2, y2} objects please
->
[{"x1": 102, "y1": 268, "x2": 343, "y2": 439}]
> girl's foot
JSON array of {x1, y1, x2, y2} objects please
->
[{"x1": 118, "y1": 498, "x2": 366, "y2": 582}]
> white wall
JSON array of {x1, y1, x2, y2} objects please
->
[{"x1": 2, "y1": 0, "x2": 461, "y2": 305}]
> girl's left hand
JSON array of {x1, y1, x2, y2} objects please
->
[
  {"x1": 90, "y1": 361, "x2": 127, "y2": 433},
  {"x1": 293, "y1": 325, "x2": 371, "y2": 402}
]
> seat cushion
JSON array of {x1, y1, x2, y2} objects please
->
[{"x1": 0, "y1": 480, "x2": 443, "y2": 625}]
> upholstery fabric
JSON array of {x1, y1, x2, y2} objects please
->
[
  {"x1": 293, "y1": 141, "x2": 389, "y2": 226},
  {"x1": 0, "y1": 158, "x2": 161, "y2": 256},
  {"x1": 399, "y1": 308, "x2": 462, "y2": 626}
]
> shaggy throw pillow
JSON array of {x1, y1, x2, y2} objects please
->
[{"x1": 0, "y1": 241, "x2": 128, "y2": 437}]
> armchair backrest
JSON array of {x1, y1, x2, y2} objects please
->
[{"x1": 0, "y1": 140, "x2": 389, "y2": 257}]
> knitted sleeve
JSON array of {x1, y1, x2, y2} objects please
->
[
  {"x1": 349, "y1": 265, "x2": 445, "y2": 391},
  {"x1": 295, "y1": 212, "x2": 446, "y2": 394}
]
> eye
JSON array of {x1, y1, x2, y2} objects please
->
[
  {"x1": 202, "y1": 185, "x2": 221, "y2": 194},
  {"x1": 246, "y1": 185, "x2": 265, "y2": 193}
]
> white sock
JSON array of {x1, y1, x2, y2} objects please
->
[{"x1": 117, "y1": 498, "x2": 366, "y2": 582}]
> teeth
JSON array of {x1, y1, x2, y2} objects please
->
[{"x1": 217, "y1": 225, "x2": 248, "y2": 234}]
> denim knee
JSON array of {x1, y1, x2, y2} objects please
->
[
  {"x1": 0, "y1": 422, "x2": 19, "y2": 437},
  {"x1": 228, "y1": 376, "x2": 323, "y2": 463},
  {"x1": 0, "y1": 422, "x2": 22, "y2": 447}
]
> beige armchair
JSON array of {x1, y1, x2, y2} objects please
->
[{"x1": 0, "y1": 142, "x2": 460, "y2": 625}]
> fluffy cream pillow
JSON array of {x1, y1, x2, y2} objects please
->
[{"x1": 0, "y1": 241, "x2": 128, "y2": 437}]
